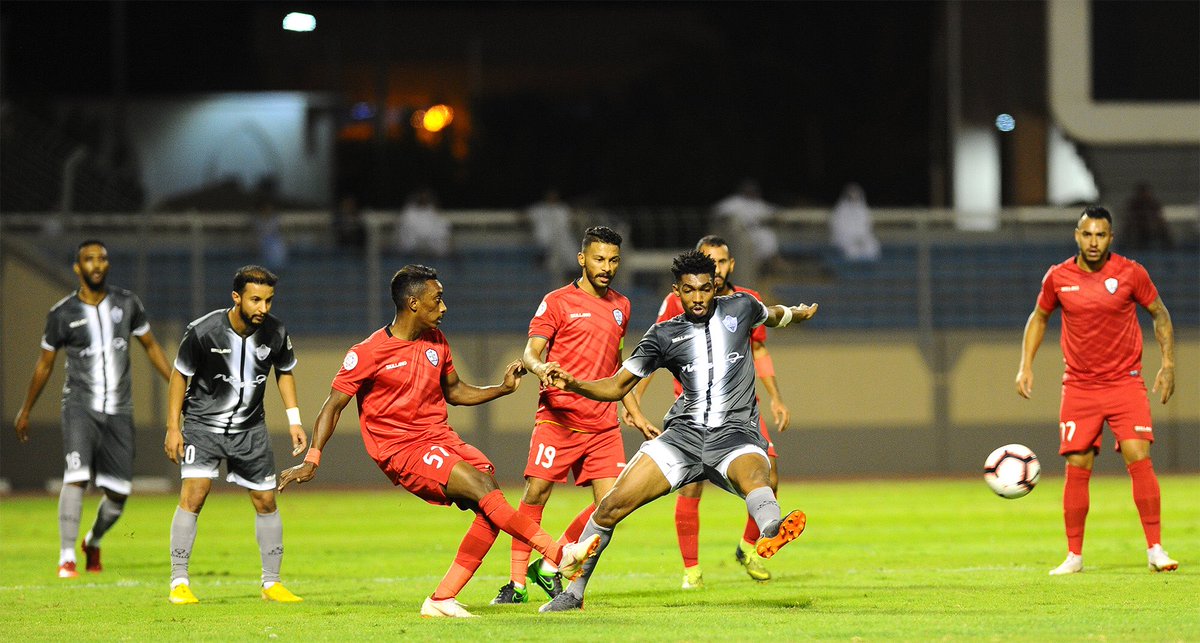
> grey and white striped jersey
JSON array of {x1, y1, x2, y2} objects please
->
[
  {"x1": 41, "y1": 287, "x2": 150, "y2": 415},
  {"x1": 624, "y1": 291, "x2": 769, "y2": 432},
  {"x1": 174, "y1": 309, "x2": 296, "y2": 432}
]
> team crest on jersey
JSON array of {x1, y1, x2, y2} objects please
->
[
  {"x1": 110, "y1": 307, "x2": 123, "y2": 324},
  {"x1": 612, "y1": 309, "x2": 624, "y2": 326},
  {"x1": 343, "y1": 350, "x2": 359, "y2": 370},
  {"x1": 1104, "y1": 277, "x2": 1118, "y2": 294},
  {"x1": 425, "y1": 348, "x2": 439, "y2": 366},
  {"x1": 535, "y1": 300, "x2": 548, "y2": 317},
  {"x1": 722, "y1": 315, "x2": 738, "y2": 333},
  {"x1": 254, "y1": 344, "x2": 271, "y2": 361}
]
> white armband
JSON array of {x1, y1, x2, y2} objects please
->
[
  {"x1": 286, "y1": 407, "x2": 303, "y2": 426},
  {"x1": 777, "y1": 306, "x2": 794, "y2": 328}
]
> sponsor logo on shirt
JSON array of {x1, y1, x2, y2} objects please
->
[
  {"x1": 671, "y1": 332, "x2": 697, "y2": 344},
  {"x1": 254, "y1": 344, "x2": 271, "y2": 361},
  {"x1": 570, "y1": 312, "x2": 592, "y2": 319},
  {"x1": 612, "y1": 309, "x2": 624, "y2": 326},
  {"x1": 343, "y1": 351, "x2": 359, "y2": 370},
  {"x1": 725, "y1": 351, "x2": 745, "y2": 364},
  {"x1": 425, "y1": 348, "x2": 439, "y2": 366},
  {"x1": 214, "y1": 373, "x2": 268, "y2": 389},
  {"x1": 722, "y1": 315, "x2": 738, "y2": 333},
  {"x1": 211, "y1": 348, "x2": 232, "y2": 354},
  {"x1": 384, "y1": 361, "x2": 408, "y2": 370},
  {"x1": 1104, "y1": 277, "x2": 1118, "y2": 294},
  {"x1": 69, "y1": 318, "x2": 89, "y2": 328},
  {"x1": 110, "y1": 307, "x2": 123, "y2": 324},
  {"x1": 1059, "y1": 285, "x2": 1080, "y2": 292},
  {"x1": 1134, "y1": 425, "x2": 1153, "y2": 433}
]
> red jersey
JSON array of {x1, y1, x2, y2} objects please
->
[
  {"x1": 331, "y1": 326, "x2": 456, "y2": 463},
  {"x1": 656, "y1": 284, "x2": 768, "y2": 396},
  {"x1": 1036, "y1": 253, "x2": 1158, "y2": 388},
  {"x1": 529, "y1": 281, "x2": 631, "y2": 432}
]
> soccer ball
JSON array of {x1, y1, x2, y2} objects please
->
[{"x1": 983, "y1": 444, "x2": 1041, "y2": 499}]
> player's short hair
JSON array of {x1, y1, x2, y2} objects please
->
[
  {"x1": 75, "y1": 239, "x2": 107, "y2": 263},
  {"x1": 581, "y1": 226, "x2": 623, "y2": 251},
  {"x1": 233, "y1": 265, "x2": 278, "y2": 294},
  {"x1": 671, "y1": 250, "x2": 716, "y2": 283},
  {"x1": 695, "y1": 235, "x2": 729, "y2": 252},
  {"x1": 1079, "y1": 206, "x2": 1113, "y2": 226},
  {"x1": 390, "y1": 264, "x2": 438, "y2": 308}
]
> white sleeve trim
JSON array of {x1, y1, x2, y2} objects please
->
[
  {"x1": 173, "y1": 357, "x2": 195, "y2": 377},
  {"x1": 277, "y1": 357, "x2": 298, "y2": 373},
  {"x1": 752, "y1": 301, "x2": 770, "y2": 328},
  {"x1": 40, "y1": 337, "x2": 56, "y2": 351},
  {"x1": 622, "y1": 359, "x2": 651, "y2": 379},
  {"x1": 132, "y1": 322, "x2": 151, "y2": 336}
]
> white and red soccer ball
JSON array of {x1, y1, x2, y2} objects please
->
[{"x1": 983, "y1": 444, "x2": 1041, "y2": 499}]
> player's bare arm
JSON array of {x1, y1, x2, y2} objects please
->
[
  {"x1": 278, "y1": 389, "x2": 353, "y2": 491},
  {"x1": 522, "y1": 335, "x2": 562, "y2": 387},
  {"x1": 1016, "y1": 307, "x2": 1050, "y2": 399},
  {"x1": 137, "y1": 331, "x2": 173, "y2": 381},
  {"x1": 553, "y1": 366, "x2": 641, "y2": 403},
  {"x1": 1145, "y1": 296, "x2": 1175, "y2": 404},
  {"x1": 764, "y1": 303, "x2": 818, "y2": 328},
  {"x1": 752, "y1": 341, "x2": 790, "y2": 431},
  {"x1": 442, "y1": 359, "x2": 524, "y2": 406},
  {"x1": 275, "y1": 371, "x2": 308, "y2": 456},
  {"x1": 163, "y1": 369, "x2": 189, "y2": 463},
  {"x1": 13, "y1": 348, "x2": 57, "y2": 443}
]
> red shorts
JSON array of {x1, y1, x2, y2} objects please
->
[
  {"x1": 377, "y1": 432, "x2": 494, "y2": 506},
  {"x1": 1058, "y1": 380, "x2": 1154, "y2": 456},
  {"x1": 758, "y1": 416, "x2": 777, "y2": 458},
  {"x1": 524, "y1": 422, "x2": 626, "y2": 486}
]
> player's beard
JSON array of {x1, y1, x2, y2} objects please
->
[
  {"x1": 238, "y1": 307, "x2": 264, "y2": 330},
  {"x1": 81, "y1": 273, "x2": 107, "y2": 293}
]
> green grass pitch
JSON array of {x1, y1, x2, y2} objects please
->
[{"x1": 2, "y1": 475, "x2": 1197, "y2": 641}]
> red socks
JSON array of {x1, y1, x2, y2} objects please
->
[
  {"x1": 1127, "y1": 458, "x2": 1162, "y2": 547},
  {"x1": 432, "y1": 513, "x2": 498, "y2": 600},
  {"x1": 742, "y1": 513, "x2": 760, "y2": 545},
  {"x1": 675, "y1": 495, "x2": 701, "y2": 568},
  {"x1": 479, "y1": 490, "x2": 562, "y2": 565},
  {"x1": 1062, "y1": 463, "x2": 1091, "y2": 555},
  {"x1": 509, "y1": 502, "x2": 543, "y2": 584}
]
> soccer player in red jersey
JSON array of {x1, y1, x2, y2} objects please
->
[
  {"x1": 1016, "y1": 206, "x2": 1178, "y2": 575},
  {"x1": 277, "y1": 265, "x2": 599, "y2": 618},
  {"x1": 492, "y1": 226, "x2": 658, "y2": 605},
  {"x1": 633, "y1": 235, "x2": 789, "y2": 587}
]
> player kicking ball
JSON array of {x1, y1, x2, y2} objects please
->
[
  {"x1": 538, "y1": 251, "x2": 816, "y2": 612},
  {"x1": 277, "y1": 265, "x2": 599, "y2": 618}
]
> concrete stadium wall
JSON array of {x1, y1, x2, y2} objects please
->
[{"x1": 3, "y1": 250, "x2": 1197, "y2": 491}]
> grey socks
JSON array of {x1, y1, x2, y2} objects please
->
[
  {"x1": 565, "y1": 517, "x2": 614, "y2": 600},
  {"x1": 255, "y1": 510, "x2": 284, "y2": 585},
  {"x1": 58, "y1": 484, "x2": 84, "y2": 563},
  {"x1": 170, "y1": 507, "x2": 199, "y2": 583},
  {"x1": 87, "y1": 495, "x2": 126, "y2": 547},
  {"x1": 745, "y1": 486, "x2": 782, "y2": 536}
]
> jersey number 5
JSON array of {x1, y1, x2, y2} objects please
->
[{"x1": 423, "y1": 445, "x2": 451, "y2": 469}]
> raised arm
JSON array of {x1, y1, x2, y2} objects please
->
[
  {"x1": 275, "y1": 371, "x2": 308, "y2": 456},
  {"x1": 13, "y1": 349, "x2": 57, "y2": 443},
  {"x1": 442, "y1": 359, "x2": 524, "y2": 406},
  {"x1": 1015, "y1": 307, "x2": 1050, "y2": 399},
  {"x1": 136, "y1": 331, "x2": 172, "y2": 381},
  {"x1": 1144, "y1": 296, "x2": 1175, "y2": 404},
  {"x1": 764, "y1": 303, "x2": 818, "y2": 328},
  {"x1": 277, "y1": 389, "x2": 354, "y2": 491}
]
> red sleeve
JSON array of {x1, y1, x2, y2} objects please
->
[
  {"x1": 655, "y1": 293, "x2": 681, "y2": 323},
  {"x1": 621, "y1": 298, "x2": 632, "y2": 339},
  {"x1": 442, "y1": 339, "x2": 456, "y2": 376},
  {"x1": 331, "y1": 343, "x2": 377, "y2": 397},
  {"x1": 1130, "y1": 262, "x2": 1159, "y2": 307},
  {"x1": 528, "y1": 294, "x2": 561, "y2": 340},
  {"x1": 1035, "y1": 265, "x2": 1060, "y2": 313}
]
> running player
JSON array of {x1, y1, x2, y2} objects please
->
[
  {"x1": 13, "y1": 240, "x2": 172, "y2": 578},
  {"x1": 1016, "y1": 206, "x2": 1178, "y2": 575},
  {"x1": 163, "y1": 265, "x2": 308, "y2": 604},
  {"x1": 276, "y1": 265, "x2": 600, "y2": 618},
  {"x1": 633, "y1": 235, "x2": 788, "y2": 587},
  {"x1": 492, "y1": 226, "x2": 657, "y2": 605},
  {"x1": 539, "y1": 250, "x2": 817, "y2": 612}
]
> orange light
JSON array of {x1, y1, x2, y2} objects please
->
[{"x1": 422, "y1": 104, "x2": 454, "y2": 132}]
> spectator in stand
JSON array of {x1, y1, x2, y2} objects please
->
[
  {"x1": 829, "y1": 183, "x2": 881, "y2": 262},
  {"x1": 334, "y1": 194, "x2": 367, "y2": 253},
  {"x1": 527, "y1": 189, "x2": 579, "y2": 283},
  {"x1": 712, "y1": 180, "x2": 783, "y2": 278},
  {"x1": 1121, "y1": 183, "x2": 1174, "y2": 251},
  {"x1": 395, "y1": 188, "x2": 451, "y2": 258}
]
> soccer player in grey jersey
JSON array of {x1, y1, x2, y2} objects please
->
[
  {"x1": 13, "y1": 240, "x2": 172, "y2": 578},
  {"x1": 162, "y1": 265, "x2": 307, "y2": 605},
  {"x1": 539, "y1": 250, "x2": 817, "y2": 612}
]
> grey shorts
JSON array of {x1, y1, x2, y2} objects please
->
[
  {"x1": 637, "y1": 421, "x2": 769, "y2": 497},
  {"x1": 61, "y1": 404, "x2": 135, "y2": 494},
  {"x1": 180, "y1": 423, "x2": 277, "y2": 491}
]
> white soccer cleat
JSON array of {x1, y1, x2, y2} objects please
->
[
  {"x1": 1048, "y1": 552, "x2": 1083, "y2": 576},
  {"x1": 557, "y1": 534, "x2": 601, "y2": 581},
  {"x1": 420, "y1": 596, "x2": 478, "y2": 618},
  {"x1": 1147, "y1": 544, "x2": 1179, "y2": 572}
]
